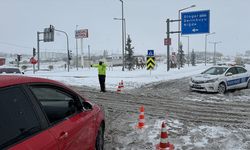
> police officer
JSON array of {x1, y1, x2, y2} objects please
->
[{"x1": 91, "y1": 61, "x2": 107, "y2": 92}]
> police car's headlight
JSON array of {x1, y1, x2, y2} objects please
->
[{"x1": 206, "y1": 78, "x2": 218, "y2": 83}]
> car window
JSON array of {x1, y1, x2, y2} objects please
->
[
  {"x1": 226, "y1": 67, "x2": 238, "y2": 75},
  {"x1": 30, "y1": 86, "x2": 77, "y2": 124},
  {"x1": 0, "y1": 68, "x2": 21, "y2": 74},
  {"x1": 236, "y1": 67, "x2": 247, "y2": 74},
  {"x1": 0, "y1": 87, "x2": 41, "y2": 149}
]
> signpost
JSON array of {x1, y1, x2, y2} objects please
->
[
  {"x1": 146, "y1": 50, "x2": 155, "y2": 75},
  {"x1": 147, "y1": 57, "x2": 155, "y2": 70},
  {"x1": 30, "y1": 57, "x2": 37, "y2": 74},
  {"x1": 75, "y1": 29, "x2": 89, "y2": 68},
  {"x1": 75, "y1": 29, "x2": 88, "y2": 39},
  {"x1": 181, "y1": 10, "x2": 210, "y2": 35}
]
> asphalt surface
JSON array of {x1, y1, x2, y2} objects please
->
[{"x1": 72, "y1": 77, "x2": 250, "y2": 149}]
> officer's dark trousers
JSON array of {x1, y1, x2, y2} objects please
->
[{"x1": 98, "y1": 75, "x2": 106, "y2": 92}]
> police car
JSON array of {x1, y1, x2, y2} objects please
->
[{"x1": 190, "y1": 65, "x2": 250, "y2": 93}]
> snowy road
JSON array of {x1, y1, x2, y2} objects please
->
[{"x1": 73, "y1": 78, "x2": 250, "y2": 150}]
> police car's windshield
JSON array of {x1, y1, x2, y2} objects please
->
[{"x1": 201, "y1": 67, "x2": 228, "y2": 75}]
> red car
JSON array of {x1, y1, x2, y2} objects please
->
[{"x1": 0, "y1": 75, "x2": 105, "y2": 150}]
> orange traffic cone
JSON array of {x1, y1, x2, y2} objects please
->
[
  {"x1": 120, "y1": 80, "x2": 124, "y2": 89},
  {"x1": 137, "y1": 106, "x2": 145, "y2": 129},
  {"x1": 116, "y1": 82, "x2": 122, "y2": 93},
  {"x1": 156, "y1": 122, "x2": 170, "y2": 150}
]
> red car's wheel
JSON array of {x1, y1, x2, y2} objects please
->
[{"x1": 95, "y1": 124, "x2": 104, "y2": 150}]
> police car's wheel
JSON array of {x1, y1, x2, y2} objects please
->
[
  {"x1": 247, "y1": 80, "x2": 250, "y2": 89},
  {"x1": 218, "y1": 83, "x2": 226, "y2": 94}
]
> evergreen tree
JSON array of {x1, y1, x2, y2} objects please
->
[
  {"x1": 125, "y1": 35, "x2": 135, "y2": 71},
  {"x1": 179, "y1": 43, "x2": 185, "y2": 67},
  {"x1": 191, "y1": 49, "x2": 196, "y2": 66}
]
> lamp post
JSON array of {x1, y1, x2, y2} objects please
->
[
  {"x1": 209, "y1": 41, "x2": 222, "y2": 65},
  {"x1": 178, "y1": 5, "x2": 196, "y2": 68},
  {"x1": 118, "y1": 0, "x2": 125, "y2": 71},
  {"x1": 182, "y1": 35, "x2": 190, "y2": 66},
  {"x1": 114, "y1": 18, "x2": 127, "y2": 47},
  {"x1": 205, "y1": 32, "x2": 215, "y2": 66},
  {"x1": 75, "y1": 25, "x2": 79, "y2": 70}
]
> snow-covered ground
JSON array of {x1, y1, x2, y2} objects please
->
[{"x1": 25, "y1": 63, "x2": 213, "y2": 90}]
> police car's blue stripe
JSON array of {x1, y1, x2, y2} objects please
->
[{"x1": 227, "y1": 76, "x2": 249, "y2": 86}]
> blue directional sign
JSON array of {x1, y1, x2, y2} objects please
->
[
  {"x1": 147, "y1": 50, "x2": 154, "y2": 56},
  {"x1": 181, "y1": 10, "x2": 210, "y2": 35}
]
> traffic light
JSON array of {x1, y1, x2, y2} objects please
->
[
  {"x1": 33, "y1": 48, "x2": 36, "y2": 56},
  {"x1": 44, "y1": 25, "x2": 54, "y2": 42},
  {"x1": 17, "y1": 55, "x2": 21, "y2": 62},
  {"x1": 69, "y1": 50, "x2": 73, "y2": 60}
]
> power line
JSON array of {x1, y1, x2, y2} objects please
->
[
  {"x1": 0, "y1": 41, "x2": 33, "y2": 49},
  {"x1": 0, "y1": 41, "x2": 74, "y2": 52}
]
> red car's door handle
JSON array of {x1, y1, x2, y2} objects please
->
[{"x1": 59, "y1": 132, "x2": 69, "y2": 140}]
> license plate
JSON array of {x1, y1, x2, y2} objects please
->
[{"x1": 193, "y1": 84, "x2": 201, "y2": 88}]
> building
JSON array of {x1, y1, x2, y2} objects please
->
[{"x1": 0, "y1": 57, "x2": 6, "y2": 66}]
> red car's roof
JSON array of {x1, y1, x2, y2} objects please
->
[{"x1": 0, "y1": 75, "x2": 65, "y2": 88}]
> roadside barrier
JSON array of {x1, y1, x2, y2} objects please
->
[{"x1": 137, "y1": 106, "x2": 145, "y2": 129}]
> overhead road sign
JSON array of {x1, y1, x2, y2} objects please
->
[
  {"x1": 147, "y1": 57, "x2": 155, "y2": 70},
  {"x1": 181, "y1": 10, "x2": 210, "y2": 35}
]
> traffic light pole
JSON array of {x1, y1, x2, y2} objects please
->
[
  {"x1": 37, "y1": 32, "x2": 41, "y2": 71},
  {"x1": 166, "y1": 19, "x2": 181, "y2": 71},
  {"x1": 54, "y1": 29, "x2": 70, "y2": 72},
  {"x1": 166, "y1": 19, "x2": 170, "y2": 71}
]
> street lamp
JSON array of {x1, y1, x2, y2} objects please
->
[
  {"x1": 182, "y1": 35, "x2": 190, "y2": 66},
  {"x1": 209, "y1": 41, "x2": 222, "y2": 65},
  {"x1": 205, "y1": 32, "x2": 215, "y2": 66},
  {"x1": 118, "y1": 0, "x2": 125, "y2": 71},
  {"x1": 114, "y1": 18, "x2": 127, "y2": 47},
  {"x1": 178, "y1": 5, "x2": 196, "y2": 68}
]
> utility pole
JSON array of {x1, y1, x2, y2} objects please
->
[
  {"x1": 75, "y1": 25, "x2": 79, "y2": 70},
  {"x1": 205, "y1": 32, "x2": 215, "y2": 66},
  {"x1": 88, "y1": 45, "x2": 90, "y2": 68},
  {"x1": 81, "y1": 38, "x2": 84, "y2": 68},
  {"x1": 209, "y1": 41, "x2": 222, "y2": 65}
]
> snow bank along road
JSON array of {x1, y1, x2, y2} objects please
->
[{"x1": 72, "y1": 77, "x2": 250, "y2": 149}]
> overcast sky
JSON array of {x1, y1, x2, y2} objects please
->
[{"x1": 0, "y1": 0, "x2": 249, "y2": 56}]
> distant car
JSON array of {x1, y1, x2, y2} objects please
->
[
  {"x1": 0, "y1": 75, "x2": 105, "y2": 150},
  {"x1": 190, "y1": 66, "x2": 250, "y2": 93},
  {"x1": 0, "y1": 67, "x2": 23, "y2": 74}
]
